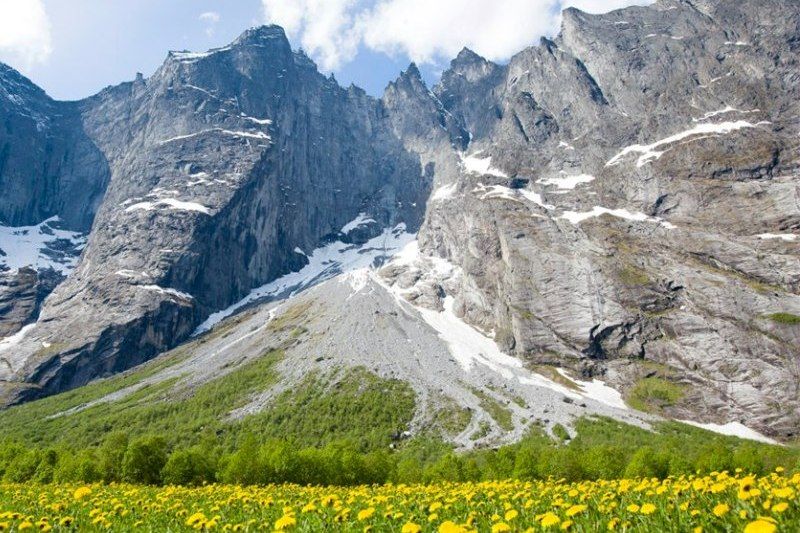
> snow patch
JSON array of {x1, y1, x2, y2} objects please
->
[
  {"x1": 678, "y1": 420, "x2": 777, "y2": 444},
  {"x1": 560, "y1": 206, "x2": 675, "y2": 229},
  {"x1": 0, "y1": 324, "x2": 36, "y2": 355},
  {"x1": 125, "y1": 198, "x2": 212, "y2": 215},
  {"x1": 692, "y1": 106, "x2": 759, "y2": 122},
  {"x1": 474, "y1": 183, "x2": 555, "y2": 210},
  {"x1": 158, "y1": 128, "x2": 271, "y2": 145},
  {"x1": 0, "y1": 217, "x2": 86, "y2": 275},
  {"x1": 560, "y1": 370, "x2": 629, "y2": 410},
  {"x1": 460, "y1": 152, "x2": 509, "y2": 178},
  {"x1": 606, "y1": 121, "x2": 766, "y2": 168},
  {"x1": 413, "y1": 296, "x2": 628, "y2": 411},
  {"x1": 538, "y1": 174, "x2": 595, "y2": 190},
  {"x1": 240, "y1": 114, "x2": 272, "y2": 125},
  {"x1": 170, "y1": 46, "x2": 232, "y2": 62},
  {"x1": 193, "y1": 224, "x2": 415, "y2": 335},
  {"x1": 340, "y1": 213, "x2": 376, "y2": 234},
  {"x1": 431, "y1": 183, "x2": 457, "y2": 202},
  {"x1": 757, "y1": 233, "x2": 797, "y2": 242},
  {"x1": 139, "y1": 285, "x2": 194, "y2": 301}
]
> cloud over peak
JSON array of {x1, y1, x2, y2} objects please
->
[
  {"x1": 262, "y1": 0, "x2": 652, "y2": 71},
  {"x1": 0, "y1": 0, "x2": 52, "y2": 72}
]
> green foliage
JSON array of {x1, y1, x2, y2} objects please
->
[
  {"x1": 0, "y1": 416, "x2": 797, "y2": 487},
  {"x1": 626, "y1": 376, "x2": 686, "y2": 413},
  {"x1": 241, "y1": 367, "x2": 416, "y2": 451},
  {"x1": 162, "y1": 446, "x2": 217, "y2": 486},
  {"x1": 767, "y1": 312, "x2": 800, "y2": 325},
  {"x1": 471, "y1": 388, "x2": 514, "y2": 431},
  {"x1": 122, "y1": 436, "x2": 168, "y2": 485},
  {"x1": 552, "y1": 423, "x2": 570, "y2": 442}
]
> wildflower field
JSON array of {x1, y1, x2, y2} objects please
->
[{"x1": 0, "y1": 470, "x2": 798, "y2": 532}]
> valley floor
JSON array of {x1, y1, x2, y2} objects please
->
[{"x1": 1, "y1": 472, "x2": 798, "y2": 532}]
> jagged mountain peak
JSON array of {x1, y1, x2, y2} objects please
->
[{"x1": 234, "y1": 24, "x2": 289, "y2": 44}]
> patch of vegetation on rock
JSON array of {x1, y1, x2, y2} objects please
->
[
  {"x1": 766, "y1": 312, "x2": 800, "y2": 325},
  {"x1": 625, "y1": 376, "x2": 686, "y2": 414}
]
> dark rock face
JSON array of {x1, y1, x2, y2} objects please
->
[
  {"x1": 0, "y1": 1, "x2": 798, "y2": 440},
  {"x1": 0, "y1": 64, "x2": 110, "y2": 231},
  {"x1": 0, "y1": 26, "x2": 428, "y2": 401},
  {"x1": 0, "y1": 267, "x2": 60, "y2": 337}
]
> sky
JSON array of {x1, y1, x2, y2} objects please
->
[{"x1": 0, "y1": 0, "x2": 652, "y2": 101}]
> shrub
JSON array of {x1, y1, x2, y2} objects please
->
[
  {"x1": 162, "y1": 447, "x2": 216, "y2": 486},
  {"x1": 122, "y1": 436, "x2": 168, "y2": 485}
]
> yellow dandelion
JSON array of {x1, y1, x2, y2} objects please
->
[
  {"x1": 626, "y1": 504, "x2": 640, "y2": 513},
  {"x1": 540, "y1": 512, "x2": 561, "y2": 528},
  {"x1": 712, "y1": 503, "x2": 729, "y2": 517},
  {"x1": 186, "y1": 512, "x2": 206, "y2": 527},
  {"x1": 566, "y1": 504, "x2": 587, "y2": 517},
  {"x1": 402, "y1": 522, "x2": 422, "y2": 533},
  {"x1": 72, "y1": 487, "x2": 92, "y2": 501},
  {"x1": 771, "y1": 502, "x2": 788, "y2": 513},
  {"x1": 273, "y1": 515, "x2": 296, "y2": 531},
  {"x1": 438, "y1": 521, "x2": 466, "y2": 533},
  {"x1": 639, "y1": 503, "x2": 656, "y2": 515},
  {"x1": 492, "y1": 523, "x2": 511, "y2": 533},
  {"x1": 743, "y1": 518, "x2": 777, "y2": 533},
  {"x1": 357, "y1": 508, "x2": 375, "y2": 521}
]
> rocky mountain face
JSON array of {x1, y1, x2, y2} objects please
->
[{"x1": 0, "y1": 0, "x2": 797, "y2": 441}]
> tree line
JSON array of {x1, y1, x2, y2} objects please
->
[{"x1": 1, "y1": 423, "x2": 797, "y2": 486}]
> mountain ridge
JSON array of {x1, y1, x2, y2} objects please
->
[{"x1": 0, "y1": 0, "x2": 798, "y2": 443}]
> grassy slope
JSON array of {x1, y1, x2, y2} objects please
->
[{"x1": 0, "y1": 349, "x2": 416, "y2": 452}]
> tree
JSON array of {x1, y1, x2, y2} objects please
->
[
  {"x1": 122, "y1": 436, "x2": 168, "y2": 485},
  {"x1": 162, "y1": 447, "x2": 216, "y2": 486},
  {"x1": 98, "y1": 432, "x2": 129, "y2": 482}
]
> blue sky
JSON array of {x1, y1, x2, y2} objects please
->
[{"x1": 0, "y1": 0, "x2": 651, "y2": 101}]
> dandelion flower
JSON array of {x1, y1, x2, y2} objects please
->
[
  {"x1": 743, "y1": 518, "x2": 777, "y2": 533},
  {"x1": 712, "y1": 503, "x2": 729, "y2": 517}
]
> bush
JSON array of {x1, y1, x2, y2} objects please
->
[
  {"x1": 122, "y1": 436, "x2": 168, "y2": 485},
  {"x1": 162, "y1": 447, "x2": 216, "y2": 486},
  {"x1": 54, "y1": 449, "x2": 100, "y2": 483},
  {"x1": 624, "y1": 447, "x2": 670, "y2": 478},
  {"x1": 98, "y1": 432, "x2": 129, "y2": 482}
]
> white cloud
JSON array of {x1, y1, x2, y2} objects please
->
[
  {"x1": 262, "y1": 0, "x2": 364, "y2": 71},
  {"x1": 199, "y1": 11, "x2": 221, "y2": 37},
  {"x1": 0, "y1": 0, "x2": 52, "y2": 71},
  {"x1": 262, "y1": 0, "x2": 653, "y2": 71}
]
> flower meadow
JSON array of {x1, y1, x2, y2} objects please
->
[{"x1": 0, "y1": 470, "x2": 797, "y2": 532}]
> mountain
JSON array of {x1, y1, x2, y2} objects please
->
[{"x1": 0, "y1": 0, "x2": 798, "y2": 446}]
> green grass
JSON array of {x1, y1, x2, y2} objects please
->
[
  {"x1": 617, "y1": 264, "x2": 651, "y2": 286},
  {"x1": 431, "y1": 397, "x2": 473, "y2": 437},
  {"x1": 766, "y1": 312, "x2": 800, "y2": 325},
  {"x1": 240, "y1": 367, "x2": 416, "y2": 451},
  {"x1": 0, "y1": 349, "x2": 284, "y2": 448},
  {"x1": 0, "y1": 353, "x2": 416, "y2": 454},
  {"x1": 471, "y1": 388, "x2": 514, "y2": 431},
  {"x1": 625, "y1": 376, "x2": 686, "y2": 414}
]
